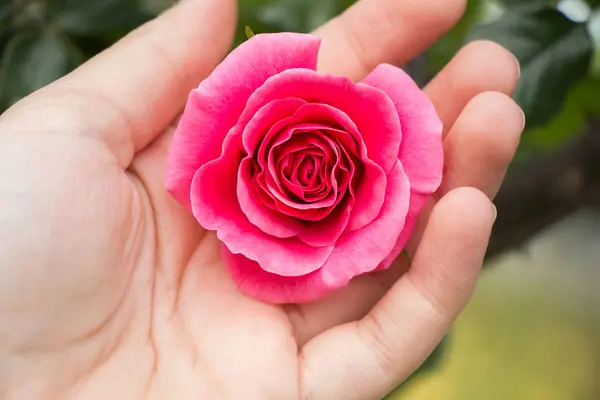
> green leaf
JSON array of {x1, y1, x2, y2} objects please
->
[
  {"x1": 0, "y1": 3, "x2": 12, "y2": 22},
  {"x1": 521, "y1": 76, "x2": 600, "y2": 151},
  {"x1": 0, "y1": 32, "x2": 75, "y2": 106},
  {"x1": 245, "y1": 25, "x2": 256, "y2": 39},
  {"x1": 52, "y1": 0, "x2": 151, "y2": 36},
  {"x1": 0, "y1": 2, "x2": 15, "y2": 39},
  {"x1": 0, "y1": 32, "x2": 13, "y2": 57},
  {"x1": 468, "y1": 6, "x2": 594, "y2": 129},
  {"x1": 401, "y1": 250, "x2": 412, "y2": 266}
]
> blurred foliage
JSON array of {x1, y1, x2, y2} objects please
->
[
  {"x1": 521, "y1": 75, "x2": 600, "y2": 150},
  {"x1": 0, "y1": 32, "x2": 77, "y2": 105},
  {"x1": 0, "y1": 0, "x2": 158, "y2": 110},
  {"x1": 2, "y1": 0, "x2": 598, "y2": 142},
  {"x1": 468, "y1": 4, "x2": 593, "y2": 129},
  {"x1": 1, "y1": 0, "x2": 599, "y2": 394},
  {"x1": 236, "y1": 0, "x2": 354, "y2": 44}
]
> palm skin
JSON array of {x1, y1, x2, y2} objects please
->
[
  {"x1": 0, "y1": 0, "x2": 524, "y2": 399},
  {"x1": 1, "y1": 109, "x2": 307, "y2": 398}
]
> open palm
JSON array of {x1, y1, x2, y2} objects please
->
[{"x1": 0, "y1": 0, "x2": 523, "y2": 399}]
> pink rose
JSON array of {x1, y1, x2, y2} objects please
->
[{"x1": 165, "y1": 33, "x2": 443, "y2": 304}]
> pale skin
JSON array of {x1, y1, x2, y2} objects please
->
[{"x1": 0, "y1": 0, "x2": 524, "y2": 399}]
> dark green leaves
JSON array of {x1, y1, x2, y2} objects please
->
[
  {"x1": 51, "y1": 0, "x2": 152, "y2": 36},
  {"x1": 521, "y1": 76, "x2": 600, "y2": 151},
  {"x1": 0, "y1": 0, "x2": 158, "y2": 112},
  {"x1": 468, "y1": 6, "x2": 593, "y2": 129},
  {"x1": 139, "y1": 0, "x2": 177, "y2": 14},
  {"x1": 0, "y1": 33, "x2": 76, "y2": 107},
  {"x1": 256, "y1": 0, "x2": 337, "y2": 32},
  {"x1": 237, "y1": 0, "x2": 356, "y2": 45},
  {"x1": 0, "y1": 3, "x2": 12, "y2": 22}
]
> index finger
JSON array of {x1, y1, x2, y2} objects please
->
[{"x1": 314, "y1": 0, "x2": 467, "y2": 79}]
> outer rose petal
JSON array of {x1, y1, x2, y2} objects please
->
[
  {"x1": 241, "y1": 68, "x2": 402, "y2": 175},
  {"x1": 165, "y1": 33, "x2": 321, "y2": 210},
  {"x1": 222, "y1": 161, "x2": 410, "y2": 304},
  {"x1": 222, "y1": 248, "x2": 332, "y2": 304},
  {"x1": 362, "y1": 64, "x2": 443, "y2": 267},
  {"x1": 191, "y1": 132, "x2": 334, "y2": 277}
]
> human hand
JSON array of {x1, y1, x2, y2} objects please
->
[{"x1": 0, "y1": 0, "x2": 523, "y2": 399}]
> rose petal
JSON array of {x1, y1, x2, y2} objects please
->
[
  {"x1": 255, "y1": 118, "x2": 298, "y2": 208},
  {"x1": 279, "y1": 152, "x2": 323, "y2": 199},
  {"x1": 242, "y1": 97, "x2": 308, "y2": 155},
  {"x1": 264, "y1": 130, "x2": 342, "y2": 212},
  {"x1": 191, "y1": 132, "x2": 334, "y2": 277},
  {"x1": 165, "y1": 33, "x2": 321, "y2": 210},
  {"x1": 243, "y1": 69, "x2": 401, "y2": 174},
  {"x1": 222, "y1": 161, "x2": 410, "y2": 304},
  {"x1": 318, "y1": 161, "x2": 410, "y2": 285},
  {"x1": 253, "y1": 174, "x2": 279, "y2": 210},
  {"x1": 291, "y1": 104, "x2": 361, "y2": 155},
  {"x1": 268, "y1": 170, "x2": 337, "y2": 211},
  {"x1": 297, "y1": 155, "x2": 315, "y2": 186},
  {"x1": 238, "y1": 158, "x2": 303, "y2": 238},
  {"x1": 279, "y1": 160, "x2": 306, "y2": 200},
  {"x1": 272, "y1": 130, "x2": 338, "y2": 200},
  {"x1": 378, "y1": 205, "x2": 422, "y2": 269},
  {"x1": 297, "y1": 199, "x2": 353, "y2": 247},
  {"x1": 348, "y1": 162, "x2": 387, "y2": 231},
  {"x1": 361, "y1": 64, "x2": 442, "y2": 194},
  {"x1": 276, "y1": 141, "x2": 322, "y2": 163},
  {"x1": 362, "y1": 64, "x2": 443, "y2": 266},
  {"x1": 222, "y1": 247, "x2": 332, "y2": 304},
  {"x1": 293, "y1": 103, "x2": 387, "y2": 232},
  {"x1": 268, "y1": 127, "x2": 335, "y2": 174}
]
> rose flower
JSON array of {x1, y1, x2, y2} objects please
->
[{"x1": 165, "y1": 33, "x2": 443, "y2": 304}]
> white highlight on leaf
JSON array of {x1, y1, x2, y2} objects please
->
[
  {"x1": 481, "y1": 1, "x2": 505, "y2": 24},
  {"x1": 558, "y1": 0, "x2": 592, "y2": 23}
]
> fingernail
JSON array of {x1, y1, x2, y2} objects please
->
[
  {"x1": 520, "y1": 106, "x2": 527, "y2": 131},
  {"x1": 492, "y1": 204, "x2": 498, "y2": 222},
  {"x1": 512, "y1": 53, "x2": 521, "y2": 80}
]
